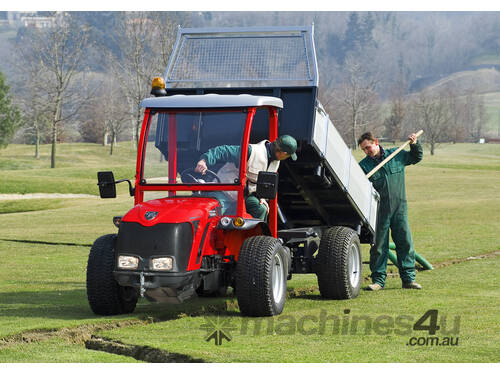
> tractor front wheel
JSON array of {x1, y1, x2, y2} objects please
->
[
  {"x1": 86, "y1": 234, "x2": 138, "y2": 315},
  {"x1": 235, "y1": 236, "x2": 288, "y2": 316}
]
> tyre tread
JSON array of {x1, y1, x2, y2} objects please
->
[
  {"x1": 86, "y1": 234, "x2": 137, "y2": 315},
  {"x1": 317, "y1": 226, "x2": 361, "y2": 300},
  {"x1": 236, "y1": 236, "x2": 286, "y2": 317}
]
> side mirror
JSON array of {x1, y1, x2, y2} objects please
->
[
  {"x1": 256, "y1": 171, "x2": 279, "y2": 200},
  {"x1": 97, "y1": 171, "x2": 117, "y2": 199}
]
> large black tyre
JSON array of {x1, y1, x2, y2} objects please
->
[
  {"x1": 86, "y1": 234, "x2": 138, "y2": 315},
  {"x1": 316, "y1": 226, "x2": 362, "y2": 299},
  {"x1": 235, "y1": 236, "x2": 288, "y2": 316}
]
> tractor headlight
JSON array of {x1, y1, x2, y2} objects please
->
[
  {"x1": 220, "y1": 216, "x2": 232, "y2": 227},
  {"x1": 118, "y1": 255, "x2": 139, "y2": 270},
  {"x1": 150, "y1": 257, "x2": 173, "y2": 271}
]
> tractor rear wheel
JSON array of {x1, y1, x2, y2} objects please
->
[
  {"x1": 235, "y1": 236, "x2": 288, "y2": 316},
  {"x1": 86, "y1": 234, "x2": 138, "y2": 315},
  {"x1": 316, "y1": 226, "x2": 362, "y2": 299}
]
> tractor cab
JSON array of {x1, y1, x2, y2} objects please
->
[{"x1": 134, "y1": 94, "x2": 282, "y2": 229}]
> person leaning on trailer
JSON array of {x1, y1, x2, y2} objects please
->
[
  {"x1": 194, "y1": 135, "x2": 297, "y2": 219},
  {"x1": 358, "y1": 131, "x2": 423, "y2": 291}
]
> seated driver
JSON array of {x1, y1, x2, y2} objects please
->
[{"x1": 194, "y1": 135, "x2": 297, "y2": 219}]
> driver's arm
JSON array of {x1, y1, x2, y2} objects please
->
[{"x1": 195, "y1": 145, "x2": 251, "y2": 173}]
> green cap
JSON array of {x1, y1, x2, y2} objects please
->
[{"x1": 276, "y1": 135, "x2": 297, "y2": 161}]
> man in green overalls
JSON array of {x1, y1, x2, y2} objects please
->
[{"x1": 358, "y1": 132, "x2": 423, "y2": 291}]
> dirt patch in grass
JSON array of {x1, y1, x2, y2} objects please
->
[
  {"x1": 362, "y1": 250, "x2": 500, "y2": 280},
  {"x1": 0, "y1": 320, "x2": 147, "y2": 348},
  {"x1": 431, "y1": 250, "x2": 500, "y2": 268},
  {"x1": 0, "y1": 302, "x2": 230, "y2": 362},
  {"x1": 85, "y1": 336, "x2": 204, "y2": 363}
]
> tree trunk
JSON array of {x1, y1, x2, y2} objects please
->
[
  {"x1": 110, "y1": 132, "x2": 116, "y2": 155},
  {"x1": 351, "y1": 113, "x2": 358, "y2": 150},
  {"x1": 34, "y1": 120, "x2": 40, "y2": 159},
  {"x1": 35, "y1": 132, "x2": 40, "y2": 159},
  {"x1": 51, "y1": 124, "x2": 57, "y2": 168},
  {"x1": 135, "y1": 109, "x2": 142, "y2": 149},
  {"x1": 51, "y1": 96, "x2": 61, "y2": 169},
  {"x1": 430, "y1": 142, "x2": 435, "y2": 156}
]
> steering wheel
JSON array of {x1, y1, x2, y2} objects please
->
[{"x1": 180, "y1": 168, "x2": 221, "y2": 184}]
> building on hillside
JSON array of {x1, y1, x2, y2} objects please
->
[
  {"x1": 3, "y1": 11, "x2": 61, "y2": 28},
  {"x1": 20, "y1": 14, "x2": 57, "y2": 29}
]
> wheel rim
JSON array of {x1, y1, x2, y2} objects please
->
[
  {"x1": 348, "y1": 244, "x2": 361, "y2": 287},
  {"x1": 271, "y1": 251, "x2": 285, "y2": 303}
]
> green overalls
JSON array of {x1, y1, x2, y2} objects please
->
[
  {"x1": 200, "y1": 144, "x2": 268, "y2": 220},
  {"x1": 359, "y1": 141, "x2": 423, "y2": 287}
]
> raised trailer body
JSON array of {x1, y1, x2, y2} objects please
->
[{"x1": 163, "y1": 26, "x2": 379, "y2": 243}]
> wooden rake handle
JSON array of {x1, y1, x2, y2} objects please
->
[{"x1": 365, "y1": 130, "x2": 423, "y2": 179}]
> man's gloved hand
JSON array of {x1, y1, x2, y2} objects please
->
[{"x1": 194, "y1": 159, "x2": 208, "y2": 174}]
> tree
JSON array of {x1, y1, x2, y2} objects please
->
[
  {"x1": 445, "y1": 87, "x2": 466, "y2": 144},
  {"x1": 383, "y1": 97, "x2": 405, "y2": 142},
  {"x1": 408, "y1": 90, "x2": 451, "y2": 155},
  {"x1": 360, "y1": 12, "x2": 376, "y2": 47},
  {"x1": 463, "y1": 92, "x2": 487, "y2": 142},
  {"x1": 77, "y1": 92, "x2": 107, "y2": 144},
  {"x1": 17, "y1": 13, "x2": 89, "y2": 167},
  {"x1": 101, "y1": 77, "x2": 128, "y2": 155},
  {"x1": 383, "y1": 81, "x2": 407, "y2": 141},
  {"x1": 342, "y1": 12, "x2": 362, "y2": 57},
  {"x1": 332, "y1": 57, "x2": 380, "y2": 149},
  {"x1": 327, "y1": 33, "x2": 344, "y2": 64},
  {"x1": 13, "y1": 47, "x2": 50, "y2": 158},
  {"x1": 0, "y1": 71, "x2": 21, "y2": 148},
  {"x1": 109, "y1": 12, "x2": 178, "y2": 149},
  {"x1": 22, "y1": 110, "x2": 51, "y2": 159}
]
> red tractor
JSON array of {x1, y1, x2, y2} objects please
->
[{"x1": 86, "y1": 26, "x2": 378, "y2": 317}]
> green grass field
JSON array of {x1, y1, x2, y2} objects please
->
[{"x1": 0, "y1": 142, "x2": 499, "y2": 362}]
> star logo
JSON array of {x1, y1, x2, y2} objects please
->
[
  {"x1": 199, "y1": 314, "x2": 237, "y2": 346},
  {"x1": 144, "y1": 211, "x2": 159, "y2": 220}
]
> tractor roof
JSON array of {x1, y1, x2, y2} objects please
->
[{"x1": 141, "y1": 94, "x2": 283, "y2": 109}]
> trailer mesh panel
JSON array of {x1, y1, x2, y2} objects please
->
[{"x1": 166, "y1": 30, "x2": 316, "y2": 87}]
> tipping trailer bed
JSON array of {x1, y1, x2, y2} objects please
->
[{"x1": 162, "y1": 26, "x2": 379, "y2": 243}]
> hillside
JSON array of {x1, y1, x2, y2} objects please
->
[
  {"x1": 425, "y1": 68, "x2": 500, "y2": 95},
  {"x1": 408, "y1": 68, "x2": 500, "y2": 136}
]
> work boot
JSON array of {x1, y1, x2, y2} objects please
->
[
  {"x1": 402, "y1": 282, "x2": 422, "y2": 289},
  {"x1": 365, "y1": 283, "x2": 383, "y2": 291}
]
